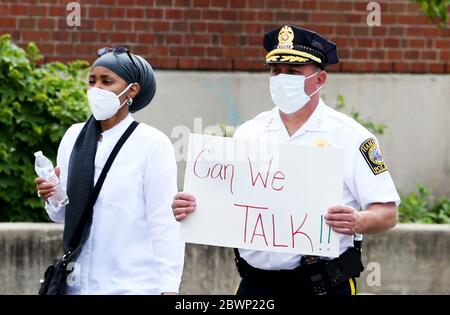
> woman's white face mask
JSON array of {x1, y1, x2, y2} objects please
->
[
  {"x1": 269, "y1": 72, "x2": 322, "y2": 114},
  {"x1": 87, "y1": 83, "x2": 133, "y2": 121}
]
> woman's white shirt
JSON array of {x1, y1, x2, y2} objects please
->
[{"x1": 45, "y1": 114, "x2": 184, "y2": 294}]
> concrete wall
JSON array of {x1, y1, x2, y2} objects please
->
[
  {"x1": 359, "y1": 224, "x2": 450, "y2": 295},
  {"x1": 134, "y1": 71, "x2": 450, "y2": 197},
  {"x1": 1, "y1": 223, "x2": 449, "y2": 295},
  {"x1": 0, "y1": 223, "x2": 62, "y2": 295}
]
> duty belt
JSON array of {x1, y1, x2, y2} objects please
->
[{"x1": 234, "y1": 247, "x2": 364, "y2": 295}]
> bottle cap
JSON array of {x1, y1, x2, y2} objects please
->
[{"x1": 34, "y1": 151, "x2": 43, "y2": 157}]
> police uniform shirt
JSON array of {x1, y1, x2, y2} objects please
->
[
  {"x1": 45, "y1": 114, "x2": 185, "y2": 294},
  {"x1": 233, "y1": 99, "x2": 400, "y2": 270}
]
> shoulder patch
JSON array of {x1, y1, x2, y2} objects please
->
[{"x1": 359, "y1": 138, "x2": 387, "y2": 175}]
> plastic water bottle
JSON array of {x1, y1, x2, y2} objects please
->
[{"x1": 34, "y1": 151, "x2": 69, "y2": 208}]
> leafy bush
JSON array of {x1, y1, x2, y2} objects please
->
[
  {"x1": 413, "y1": 0, "x2": 450, "y2": 28},
  {"x1": 205, "y1": 123, "x2": 236, "y2": 137},
  {"x1": 0, "y1": 34, "x2": 90, "y2": 222},
  {"x1": 399, "y1": 185, "x2": 450, "y2": 224}
]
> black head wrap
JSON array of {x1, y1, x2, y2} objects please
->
[{"x1": 92, "y1": 53, "x2": 156, "y2": 112}]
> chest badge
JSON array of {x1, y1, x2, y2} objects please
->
[{"x1": 313, "y1": 138, "x2": 331, "y2": 148}]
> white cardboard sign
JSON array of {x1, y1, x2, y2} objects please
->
[{"x1": 181, "y1": 133, "x2": 344, "y2": 257}]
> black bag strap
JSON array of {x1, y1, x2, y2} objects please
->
[
  {"x1": 66, "y1": 121, "x2": 140, "y2": 257},
  {"x1": 234, "y1": 248, "x2": 241, "y2": 259}
]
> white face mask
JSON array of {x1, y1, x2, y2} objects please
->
[
  {"x1": 87, "y1": 83, "x2": 134, "y2": 121},
  {"x1": 269, "y1": 72, "x2": 322, "y2": 114}
]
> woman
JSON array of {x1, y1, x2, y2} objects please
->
[{"x1": 35, "y1": 48, "x2": 184, "y2": 295}]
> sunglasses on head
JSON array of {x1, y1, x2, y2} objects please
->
[{"x1": 97, "y1": 47, "x2": 138, "y2": 68}]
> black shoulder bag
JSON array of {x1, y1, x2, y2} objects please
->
[{"x1": 38, "y1": 121, "x2": 140, "y2": 295}]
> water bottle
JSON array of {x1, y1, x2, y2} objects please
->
[{"x1": 34, "y1": 151, "x2": 69, "y2": 208}]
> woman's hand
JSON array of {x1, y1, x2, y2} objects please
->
[
  {"x1": 34, "y1": 166, "x2": 60, "y2": 201},
  {"x1": 172, "y1": 192, "x2": 196, "y2": 222}
]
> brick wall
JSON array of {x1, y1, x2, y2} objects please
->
[{"x1": 0, "y1": 0, "x2": 449, "y2": 73}]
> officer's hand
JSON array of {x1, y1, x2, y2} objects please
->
[
  {"x1": 172, "y1": 192, "x2": 196, "y2": 222},
  {"x1": 34, "y1": 166, "x2": 60, "y2": 201},
  {"x1": 325, "y1": 205, "x2": 360, "y2": 235}
]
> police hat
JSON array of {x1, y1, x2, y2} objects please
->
[{"x1": 264, "y1": 25, "x2": 339, "y2": 69}]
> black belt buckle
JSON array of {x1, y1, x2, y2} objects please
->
[{"x1": 302, "y1": 255, "x2": 320, "y2": 265}]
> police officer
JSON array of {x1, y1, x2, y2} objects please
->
[{"x1": 172, "y1": 25, "x2": 400, "y2": 295}]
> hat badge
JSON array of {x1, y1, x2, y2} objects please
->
[{"x1": 277, "y1": 25, "x2": 294, "y2": 49}]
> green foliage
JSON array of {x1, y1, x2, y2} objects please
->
[
  {"x1": 334, "y1": 94, "x2": 387, "y2": 135},
  {"x1": 399, "y1": 184, "x2": 450, "y2": 224},
  {"x1": 0, "y1": 34, "x2": 90, "y2": 222},
  {"x1": 414, "y1": 0, "x2": 450, "y2": 28},
  {"x1": 206, "y1": 123, "x2": 236, "y2": 138}
]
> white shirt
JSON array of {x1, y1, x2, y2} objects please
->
[
  {"x1": 45, "y1": 114, "x2": 185, "y2": 294},
  {"x1": 234, "y1": 99, "x2": 400, "y2": 270}
]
